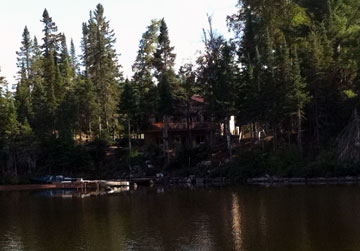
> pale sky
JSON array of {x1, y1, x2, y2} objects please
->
[{"x1": 0, "y1": 0, "x2": 238, "y2": 85}]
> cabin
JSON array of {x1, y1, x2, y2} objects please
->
[{"x1": 141, "y1": 95, "x2": 217, "y2": 147}]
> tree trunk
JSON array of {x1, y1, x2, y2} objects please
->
[
  {"x1": 98, "y1": 116, "x2": 102, "y2": 136},
  {"x1": 297, "y1": 107, "x2": 303, "y2": 154},
  {"x1": 163, "y1": 115, "x2": 169, "y2": 164},
  {"x1": 250, "y1": 123, "x2": 254, "y2": 140},
  {"x1": 136, "y1": 124, "x2": 140, "y2": 140},
  {"x1": 272, "y1": 123, "x2": 277, "y2": 152},
  {"x1": 14, "y1": 149, "x2": 17, "y2": 178},
  {"x1": 186, "y1": 101, "x2": 192, "y2": 149},
  {"x1": 1, "y1": 157, "x2": 4, "y2": 183},
  {"x1": 104, "y1": 104, "x2": 109, "y2": 133},
  {"x1": 88, "y1": 121, "x2": 92, "y2": 140},
  {"x1": 128, "y1": 118, "x2": 132, "y2": 155},
  {"x1": 288, "y1": 118, "x2": 292, "y2": 145},
  {"x1": 251, "y1": 122, "x2": 256, "y2": 142},
  {"x1": 314, "y1": 98, "x2": 320, "y2": 148},
  {"x1": 225, "y1": 117, "x2": 232, "y2": 162},
  {"x1": 128, "y1": 117, "x2": 132, "y2": 170}
]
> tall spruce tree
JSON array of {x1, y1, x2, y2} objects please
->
[
  {"x1": 289, "y1": 47, "x2": 310, "y2": 153},
  {"x1": 70, "y1": 38, "x2": 79, "y2": 73},
  {"x1": 132, "y1": 19, "x2": 160, "y2": 135},
  {"x1": 83, "y1": 4, "x2": 122, "y2": 138},
  {"x1": 15, "y1": 26, "x2": 33, "y2": 125},
  {"x1": 41, "y1": 9, "x2": 59, "y2": 60},
  {"x1": 16, "y1": 26, "x2": 32, "y2": 79},
  {"x1": 119, "y1": 80, "x2": 137, "y2": 157},
  {"x1": 153, "y1": 18, "x2": 177, "y2": 163},
  {"x1": 0, "y1": 71, "x2": 20, "y2": 177},
  {"x1": 37, "y1": 9, "x2": 62, "y2": 136},
  {"x1": 178, "y1": 63, "x2": 198, "y2": 148},
  {"x1": 197, "y1": 17, "x2": 238, "y2": 160}
]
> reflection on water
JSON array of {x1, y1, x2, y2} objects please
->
[
  {"x1": 35, "y1": 186, "x2": 130, "y2": 199},
  {"x1": 3, "y1": 231, "x2": 25, "y2": 251},
  {"x1": 2, "y1": 186, "x2": 360, "y2": 250},
  {"x1": 232, "y1": 193, "x2": 242, "y2": 250}
]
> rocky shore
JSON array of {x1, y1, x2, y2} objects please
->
[{"x1": 247, "y1": 176, "x2": 360, "y2": 186}]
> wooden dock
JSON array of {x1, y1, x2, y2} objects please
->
[{"x1": 0, "y1": 179, "x2": 130, "y2": 192}]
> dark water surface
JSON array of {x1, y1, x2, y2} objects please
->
[{"x1": 1, "y1": 185, "x2": 360, "y2": 251}]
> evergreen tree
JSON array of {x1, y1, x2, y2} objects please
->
[
  {"x1": 81, "y1": 22, "x2": 89, "y2": 76},
  {"x1": 59, "y1": 34, "x2": 72, "y2": 78},
  {"x1": 119, "y1": 80, "x2": 137, "y2": 156},
  {"x1": 132, "y1": 19, "x2": 160, "y2": 135},
  {"x1": 74, "y1": 77, "x2": 98, "y2": 140},
  {"x1": 14, "y1": 72, "x2": 32, "y2": 125},
  {"x1": 70, "y1": 38, "x2": 79, "y2": 73},
  {"x1": 153, "y1": 18, "x2": 177, "y2": 163},
  {"x1": 15, "y1": 27, "x2": 33, "y2": 125},
  {"x1": 41, "y1": 9, "x2": 59, "y2": 60},
  {"x1": 30, "y1": 36, "x2": 43, "y2": 84},
  {"x1": 38, "y1": 9, "x2": 62, "y2": 136},
  {"x1": 16, "y1": 26, "x2": 32, "y2": 79},
  {"x1": 197, "y1": 17, "x2": 238, "y2": 159},
  {"x1": 30, "y1": 36, "x2": 46, "y2": 136},
  {"x1": 178, "y1": 63, "x2": 198, "y2": 148},
  {"x1": 0, "y1": 72, "x2": 20, "y2": 177},
  {"x1": 289, "y1": 47, "x2": 310, "y2": 153},
  {"x1": 83, "y1": 4, "x2": 122, "y2": 137}
]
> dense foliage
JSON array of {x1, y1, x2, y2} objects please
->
[{"x1": 2, "y1": 1, "x2": 360, "y2": 183}]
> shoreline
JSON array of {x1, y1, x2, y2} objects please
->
[
  {"x1": 246, "y1": 176, "x2": 360, "y2": 186},
  {"x1": 2, "y1": 176, "x2": 360, "y2": 191}
]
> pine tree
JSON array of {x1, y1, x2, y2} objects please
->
[
  {"x1": 197, "y1": 17, "x2": 238, "y2": 160},
  {"x1": 58, "y1": 33, "x2": 74, "y2": 90},
  {"x1": 66, "y1": 75, "x2": 98, "y2": 141},
  {"x1": 15, "y1": 26, "x2": 33, "y2": 125},
  {"x1": 289, "y1": 47, "x2": 310, "y2": 153},
  {"x1": 178, "y1": 63, "x2": 197, "y2": 148},
  {"x1": 81, "y1": 22, "x2": 90, "y2": 76},
  {"x1": 0, "y1": 91, "x2": 20, "y2": 177},
  {"x1": 153, "y1": 19, "x2": 176, "y2": 76},
  {"x1": 14, "y1": 72, "x2": 32, "y2": 125},
  {"x1": 70, "y1": 38, "x2": 79, "y2": 73},
  {"x1": 41, "y1": 9, "x2": 59, "y2": 60},
  {"x1": 16, "y1": 26, "x2": 32, "y2": 79},
  {"x1": 84, "y1": 4, "x2": 122, "y2": 137},
  {"x1": 43, "y1": 53, "x2": 60, "y2": 134},
  {"x1": 30, "y1": 36, "x2": 43, "y2": 85},
  {"x1": 39, "y1": 9, "x2": 61, "y2": 136},
  {"x1": 119, "y1": 80, "x2": 137, "y2": 156},
  {"x1": 132, "y1": 19, "x2": 160, "y2": 135},
  {"x1": 30, "y1": 36, "x2": 46, "y2": 136},
  {"x1": 153, "y1": 18, "x2": 177, "y2": 163}
]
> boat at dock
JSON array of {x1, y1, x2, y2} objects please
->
[{"x1": 30, "y1": 175, "x2": 78, "y2": 184}]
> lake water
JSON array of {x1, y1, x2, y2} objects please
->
[{"x1": 1, "y1": 185, "x2": 360, "y2": 251}]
